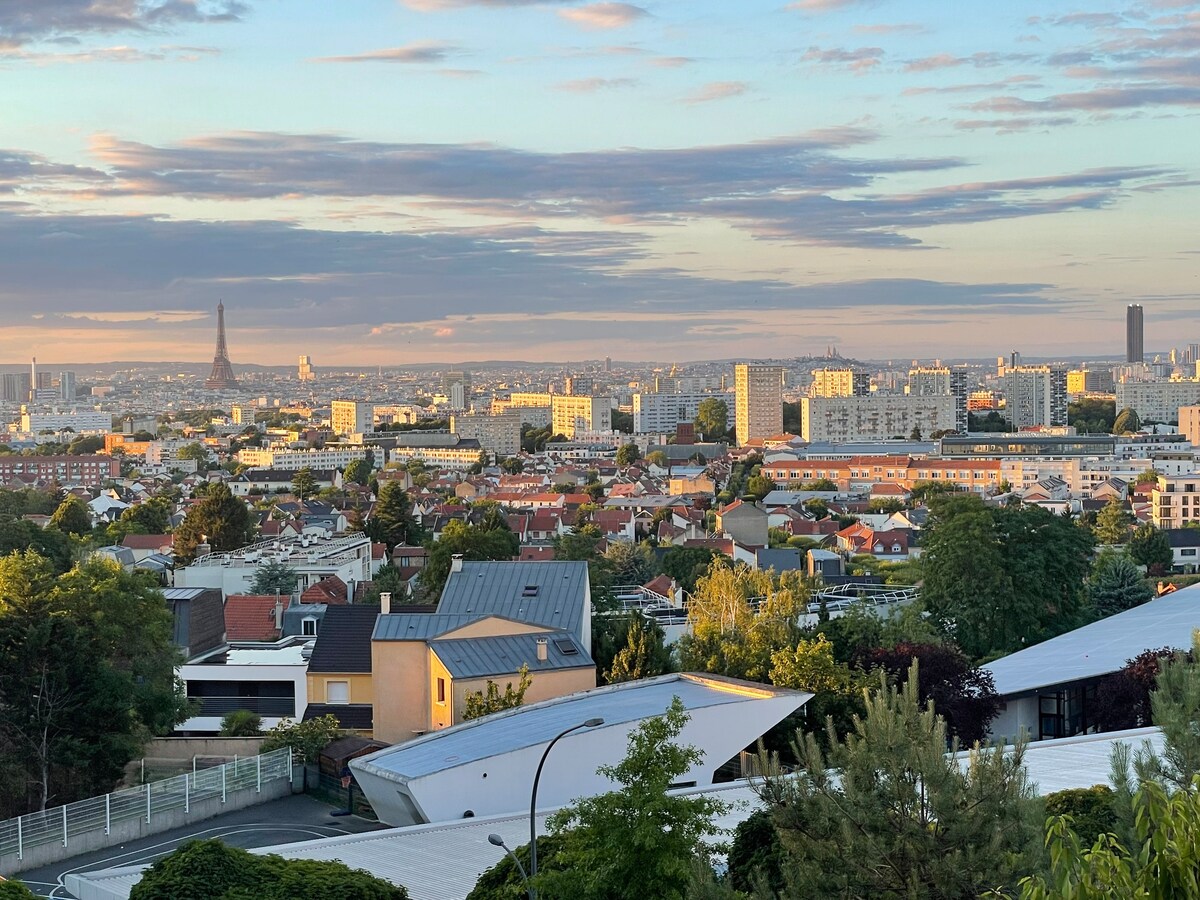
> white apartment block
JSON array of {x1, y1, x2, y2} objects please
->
[
  {"x1": 19, "y1": 410, "x2": 111, "y2": 433},
  {"x1": 1115, "y1": 381, "x2": 1200, "y2": 423},
  {"x1": 907, "y1": 367, "x2": 969, "y2": 433},
  {"x1": 331, "y1": 400, "x2": 373, "y2": 437},
  {"x1": 800, "y1": 395, "x2": 957, "y2": 443},
  {"x1": 237, "y1": 446, "x2": 368, "y2": 470},
  {"x1": 735, "y1": 364, "x2": 784, "y2": 445},
  {"x1": 810, "y1": 368, "x2": 869, "y2": 398},
  {"x1": 389, "y1": 444, "x2": 485, "y2": 470},
  {"x1": 1001, "y1": 457, "x2": 1169, "y2": 498},
  {"x1": 176, "y1": 532, "x2": 375, "y2": 597},
  {"x1": 449, "y1": 412, "x2": 522, "y2": 458},
  {"x1": 551, "y1": 395, "x2": 612, "y2": 439},
  {"x1": 1152, "y1": 475, "x2": 1200, "y2": 530},
  {"x1": 632, "y1": 392, "x2": 713, "y2": 434},
  {"x1": 1003, "y1": 366, "x2": 1068, "y2": 429},
  {"x1": 1182, "y1": 406, "x2": 1200, "y2": 447},
  {"x1": 655, "y1": 375, "x2": 724, "y2": 393}
]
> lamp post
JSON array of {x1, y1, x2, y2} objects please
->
[
  {"x1": 529, "y1": 717, "x2": 604, "y2": 899},
  {"x1": 488, "y1": 833, "x2": 531, "y2": 900}
]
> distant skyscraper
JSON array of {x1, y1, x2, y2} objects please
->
[
  {"x1": 734, "y1": 363, "x2": 783, "y2": 445},
  {"x1": 1127, "y1": 304, "x2": 1144, "y2": 363},
  {"x1": 58, "y1": 371, "x2": 76, "y2": 401},
  {"x1": 204, "y1": 302, "x2": 238, "y2": 390},
  {"x1": 298, "y1": 355, "x2": 316, "y2": 381},
  {"x1": 604, "y1": 356, "x2": 612, "y2": 373}
]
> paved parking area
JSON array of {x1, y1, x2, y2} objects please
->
[{"x1": 12, "y1": 794, "x2": 385, "y2": 899}]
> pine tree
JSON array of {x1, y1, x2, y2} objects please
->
[
  {"x1": 605, "y1": 615, "x2": 670, "y2": 684},
  {"x1": 1093, "y1": 498, "x2": 1133, "y2": 544},
  {"x1": 1112, "y1": 406, "x2": 1141, "y2": 435},
  {"x1": 1087, "y1": 552, "x2": 1153, "y2": 617},
  {"x1": 49, "y1": 495, "x2": 92, "y2": 537}
]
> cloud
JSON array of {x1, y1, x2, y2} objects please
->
[
  {"x1": 904, "y1": 51, "x2": 1033, "y2": 73},
  {"x1": 0, "y1": 0, "x2": 246, "y2": 47},
  {"x1": 648, "y1": 55, "x2": 692, "y2": 68},
  {"x1": 682, "y1": 80, "x2": 747, "y2": 103},
  {"x1": 403, "y1": 0, "x2": 557, "y2": 9},
  {"x1": 310, "y1": 41, "x2": 461, "y2": 64},
  {"x1": 0, "y1": 149, "x2": 110, "y2": 193},
  {"x1": 802, "y1": 45, "x2": 884, "y2": 73},
  {"x1": 787, "y1": 0, "x2": 869, "y2": 11},
  {"x1": 854, "y1": 23, "x2": 924, "y2": 35},
  {"x1": 557, "y1": 3, "x2": 648, "y2": 31},
  {"x1": 555, "y1": 77, "x2": 638, "y2": 92}
]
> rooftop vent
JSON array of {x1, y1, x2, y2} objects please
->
[{"x1": 521, "y1": 584, "x2": 539, "y2": 597}]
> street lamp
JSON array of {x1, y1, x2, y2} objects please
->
[
  {"x1": 529, "y1": 717, "x2": 605, "y2": 899},
  {"x1": 488, "y1": 833, "x2": 531, "y2": 900}
]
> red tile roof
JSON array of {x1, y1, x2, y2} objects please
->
[
  {"x1": 121, "y1": 533, "x2": 173, "y2": 550},
  {"x1": 301, "y1": 576, "x2": 349, "y2": 605},
  {"x1": 224, "y1": 595, "x2": 283, "y2": 641}
]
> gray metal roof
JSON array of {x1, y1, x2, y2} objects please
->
[
  {"x1": 162, "y1": 587, "x2": 212, "y2": 600},
  {"x1": 436, "y1": 561, "x2": 588, "y2": 640},
  {"x1": 354, "y1": 673, "x2": 803, "y2": 781},
  {"x1": 373, "y1": 613, "x2": 478, "y2": 641},
  {"x1": 429, "y1": 631, "x2": 592, "y2": 679},
  {"x1": 983, "y1": 583, "x2": 1200, "y2": 696}
]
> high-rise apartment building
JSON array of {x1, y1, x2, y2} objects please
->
[
  {"x1": 1127, "y1": 304, "x2": 1144, "y2": 363},
  {"x1": 734, "y1": 364, "x2": 783, "y2": 445},
  {"x1": 551, "y1": 395, "x2": 611, "y2": 439},
  {"x1": 450, "y1": 412, "x2": 522, "y2": 459},
  {"x1": 331, "y1": 400, "x2": 373, "y2": 437},
  {"x1": 907, "y1": 366, "x2": 968, "y2": 434},
  {"x1": 1180, "y1": 406, "x2": 1200, "y2": 447},
  {"x1": 800, "y1": 395, "x2": 956, "y2": 443},
  {"x1": 298, "y1": 355, "x2": 316, "y2": 381},
  {"x1": 564, "y1": 375, "x2": 595, "y2": 396},
  {"x1": 632, "y1": 392, "x2": 714, "y2": 434},
  {"x1": 1066, "y1": 369, "x2": 1116, "y2": 395},
  {"x1": 1115, "y1": 381, "x2": 1200, "y2": 423},
  {"x1": 810, "y1": 368, "x2": 870, "y2": 398},
  {"x1": 57, "y1": 371, "x2": 76, "y2": 401},
  {"x1": 1003, "y1": 365, "x2": 1068, "y2": 430}
]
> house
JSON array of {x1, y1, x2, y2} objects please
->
[
  {"x1": 304, "y1": 604, "x2": 380, "y2": 734},
  {"x1": 592, "y1": 508, "x2": 636, "y2": 542},
  {"x1": 1165, "y1": 528, "x2": 1200, "y2": 573},
  {"x1": 162, "y1": 587, "x2": 226, "y2": 660},
  {"x1": 120, "y1": 533, "x2": 174, "y2": 562},
  {"x1": 715, "y1": 499, "x2": 769, "y2": 548},
  {"x1": 224, "y1": 594, "x2": 285, "y2": 642},
  {"x1": 178, "y1": 637, "x2": 312, "y2": 734},
  {"x1": 807, "y1": 548, "x2": 845, "y2": 579},
  {"x1": 754, "y1": 547, "x2": 806, "y2": 573},
  {"x1": 835, "y1": 523, "x2": 912, "y2": 558},
  {"x1": 301, "y1": 575, "x2": 349, "y2": 606}
]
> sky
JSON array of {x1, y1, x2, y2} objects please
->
[{"x1": 0, "y1": 0, "x2": 1197, "y2": 366}]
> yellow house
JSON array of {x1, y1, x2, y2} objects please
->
[{"x1": 304, "y1": 605, "x2": 379, "y2": 735}]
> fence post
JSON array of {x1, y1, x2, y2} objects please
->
[
  {"x1": 185, "y1": 772, "x2": 190, "y2": 814},
  {"x1": 62, "y1": 805, "x2": 67, "y2": 847},
  {"x1": 16, "y1": 814, "x2": 22, "y2": 861},
  {"x1": 256, "y1": 755, "x2": 262, "y2": 793},
  {"x1": 105, "y1": 793, "x2": 111, "y2": 835},
  {"x1": 146, "y1": 781, "x2": 151, "y2": 824},
  {"x1": 287, "y1": 749, "x2": 293, "y2": 783},
  {"x1": 222, "y1": 761, "x2": 227, "y2": 804},
  {"x1": 193, "y1": 755, "x2": 197, "y2": 779}
]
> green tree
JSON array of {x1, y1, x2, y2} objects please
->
[
  {"x1": 462, "y1": 664, "x2": 532, "y2": 720},
  {"x1": 0, "y1": 518, "x2": 72, "y2": 573},
  {"x1": 605, "y1": 615, "x2": 672, "y2": 684},
  {"x1": 757, "y1": 663, "x2": 1041, "y2": 899},
  {"x1": 176, "y1": 442, "x2": 209, "y2": 462},
  {"x1": 173, "y1": 483, "x2": 255, "y2": 564},
  {"x1": 604, "y1": 539, "x2": 656, "y2": 585},
  {"x1": 659, "y1": 546, "x2": 717, "y2": 595},
  {"x1": 363, "y1": 561, "x2": 410, "y2": 605},
  {"x1": 909, "y1": 425, "x2": 923, "y2": 441},
  {"x1": 1093, "y1": 497, "x2": 1133, "y2": 544},
  {"x1": 1068, "y1": 397, "x2": 1117, "y2": 434},
  {"x1": 343, "y1": 458, "x2": 372, "y2": 485},
  {"x1": 108, "y1": 496, "x2": 172, "y2": 543},
  {"x1": 49, "y1": 495, "x2": 92, "y2": 537},
  {"x1": 1087, "y1": 551, "x2": 1153, "y2": 617},
  {"x1": 1129, "y1": 523, "x2": 1173, "y2": 573},
  {"x1": 258, "y1": 714, "x2": 342, "y2": 764},
  {"x1": 130, "y1": 838, "x2": 408, "y2": 900},
  {"x1": 249, "y1": 560, "x2": 299, "y2": 596},
  {"x1": 366, "y1": 481, "x2": 422, "y2": 552},
  {"x1": 499, "y1": 456, "x2": 524, "y2": 475},
  {"x1": 535, "y1": 698, "x2": 727, "y2": 900},
  {"x1": 1112, "y1": 405, "x2": 1142, "y2": 435},
  {"x1": 645, "y1": 450, "x2": 668, "y2": 469},
  {"x1": 219, "y1": 710, "x2": 263, "y2": 737},
  {"x1": 291, "y1": 467, "x2": 318, "y2": 500},
  {"x1": 0, "y1": 882, "x2": 38, "y2": 899},
  {"x1": 421, "y1": 518, "x2": 520, "y2": 597},
  {"x1": 1042, "y1": 785, "x2": 1118, "y2": 849},
  {"x1": 616, "y1": 442, "x2": 640, "y2": 467},
  {"x1": 746, "y1": 474, "x2": 776, "y2": 500},
  {"x1": 694, "y1": 398, "x2": 728, "y2": 438}
]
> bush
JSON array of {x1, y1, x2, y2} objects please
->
[
  {"x1": 0, "y1": 882, "x2": 38, "y2": 899},
  {"x1": 1043, "y1": 785, "x2": 1117, "y2": 848},
  {"x1": 726, "y1": 809, "x2": 786, "y2": 895},
  {"x1": 219, "y1": 710, "x2": 263, "y2": 737}
]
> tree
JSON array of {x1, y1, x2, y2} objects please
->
[
  {"x1": 535, "y1": 698, "x2": 727, "y2": 900},
  {"x1": 258, "y1": 714, "x2": 342, "y2": 764},
  {"x1": 173, "y1": 483, "x2": 255, "y2": 564},
  {"x1": 366, "y1": 481, "x2": 421, "y2": 552},
  {"x1": 130, "y1": 838, "x2": 408, "y2": 900},
  {"x1": 616, "y1": 442, "x2": 640, "y2": 467},
  {"x1": 1042, "y1": 785, "x2": 1118, "y2": 849},
  {"x1": 1090, "y1": 647, "x2": 1179, "y2": 733},
  {"x1": 421, "y1": 518, "x2": 520, "y2": 597},
  {"x1": 0, "y1": 883, "x2": 38, "y2": 899},
  {"x1": 219, "y1": 710, "x2": 262, "y2": 737},
  {"x1": 343, "y1": 458, "x2": 372, "y2": 486},
  {"x1": 1093, "y1": 498, "x2": 1133, "y2": 544},
  {"x1": 1112, "y1": 405, "x2": 1141, "y2": 435},
  {"x1": 604, "y1": 540, "x2": 656, "y2": 585},
  {"x1": 1087, "y1": 551, "x2": 1153, "y2": 617},
  {"x1": 176, "y1": 442, "x2": 209, "y2": 462},
  {"x1": 660, "y1": 546, "x2": 716, "y2": 595},
  {"x1": 909, "y1": 425, "x2": 923, "y2": 441},
  {"x1": 249, "y1": 560, "x2": 298, "y2": 596},
  {"x1": 461, "y1": 664, "x2": 532, "y2": 720},
  {"x1": 499, "y1": 456, "x2": 524, "y2": 475},
  {"x1": 290, "y1": 467, "x2": 318, "y2": 501},
  {"x1": 1068, "y1": 398, "x2": 1117, "y2": 435},
  {"x1": 363, "y1": 561, "x2": 410, "y2": 605},
  {"x1": 726, "y1": 809, "x2": 787, "y2": 896},
  {"x1": 1129, "y1": 523, "x2": 1172, "y2": 573},
  {"x1": 112, "y1": 496, "x2": 171, "y2": 538},
  {"x1": 694, "y1": 398, "x2": 728, "y2": 438},
  {"x1": 49, "y1": 495, "x2": 92, "y2": 537},
  {"x1": 0, "y1": 518, "x2": 72, "y2": 573},
  {"x1": 746, "y1": 474, "x2": 776, "y2": 500},
  {"x1": 643, "y1": 450, "x2": 666, "y2": 469},
  {"x1": 756, "y1": 663, "x2": 1041, "y2": 900},
  {"x1": 605, "y1": 615, "x2": 671, "y2": 684}
]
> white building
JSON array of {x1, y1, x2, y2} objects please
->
[
  {"x1": 735, "y1": 364, "x2": 784, "y2": 445},
  {"x1": 18, "y1": 409, "x2": 111, "y2": 434},
  {"x1": 331, "y1": 400, "x2": 373, "y2": 437},
  {"x1": 237, "y1": 446, "x2": 368, "y2": 470},
  {"x1": 177, "y1": 638, "x2": 312, "y2": 733},
  {"x1": 1003, "y1": 365, "x2": 1068, "y2": 429},
  {"x1": 907, "y1": 366, "x2": 968, "y2": 433},
  {"x1": 632, "y1": 392, "x2": 714, "y2": 434},
  {"x1": 175, "y1": 532, "x2": 376, "y2": 597},
  {"x1": 389, "y1": 442, "x2": 485, "y2": 471},
  {"x1": 449, "y1": 412, "x2": 521, "y2": 458},
  {"x1": 551, "y1": 395, "x2": 611, "y2": 439},
  {"x1": 800, "y1": 395, "x2": 956, "y2": 443},
  {"x1": 1116, "y1": 381, "x2": 1200, "y2": 423}
]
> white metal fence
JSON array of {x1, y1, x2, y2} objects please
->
[{"x1": 0, "y1": 748, "x2": 292, "y2": 863}]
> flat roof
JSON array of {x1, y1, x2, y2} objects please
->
[
  {"x1": 983, "y1": 583, "x2": 1200, "y2": 696},
  {"x1": 185, "y1": 641, "x2": 313, "y2": 667},
  {"x1": 354, "y1": 673, "x2": 801, "y2": 782}
]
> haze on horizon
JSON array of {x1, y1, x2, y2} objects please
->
[{"x1": 0, "y1": 0, "x2": 1196, "y2": 367}]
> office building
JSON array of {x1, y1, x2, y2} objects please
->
[
  {"x1": 735, "y1": 364, "x2": 783, "y2": 445},
  {"x1": 298, "y1": 355, "x2": 316, "y2": 382},
  {"x1": 551, "y1": 395, "x2": 611, "y2": 439},
  {"x1": 907, "y1": 366, "x2": 968, "y2": 433},
  {"x1": 811, "y1": 368, "x2": 870, "y2": 398},
  {"x1": 1127, "y1": 304, "x2": 1144, "y2": 363},
  {"x1": 1, "y1": 373, "x2": 30, "y2": 403},
  {"x1": 331, "y1": 400, "x2": 373, "y2": 437},
  {"x1": 450, "y1": 412, "x2": 522, "y2": 458},
  {"x1": 1003, "y1": 365, "x2": 1068, "y2": 429},
  {"x1": 1115, "y1": 381, "x2": 1200, "y2": 424},
  {"x1": 57, "y1": 371, "x2": 77, "y2": 401},
  {"x1": 632, "y1": 392, "x2": 713, "y2": 434},
  {"x1": 799, "y1": 395, "x2": 957, "y2": 443}
]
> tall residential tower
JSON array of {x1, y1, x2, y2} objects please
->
[
  {"x1": 734, "y1": 363, "x2": 783, "y2": 445},
  {"x1": 1127, "y1": 304, "x2": 1144, "y2": 363}
]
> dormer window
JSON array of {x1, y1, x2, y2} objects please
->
[
  {"x1": 521, "y1": 585, "x2": 540, "y2": 598},
  {"x1": 301, "y1": 616, "x2": 318, "y2": 636}
]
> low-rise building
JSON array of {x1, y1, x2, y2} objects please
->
[
  {"x1": 1151, "y1": 474, "x2": 1200, "y2": 529},
  {"x1": 175, "y1": 532, "x2": 376, "y2": 597},
  {"x1": 237, "y1": 446, "x2": 368, "y2": 470}
]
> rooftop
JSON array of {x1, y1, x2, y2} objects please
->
[
  {"x1": 436, "y1": 560, "x2": 589, "y2": 639},
  {"x1": 429, "y1": 631, "x2": 592, "y2": 679}
]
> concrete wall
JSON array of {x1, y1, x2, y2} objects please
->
[
  {"x1": 0, "y1": 772, "x2": 294, "y2": 875},
  {"x1": 144, "y1": 737, "x2": 266, "y2": 759}
]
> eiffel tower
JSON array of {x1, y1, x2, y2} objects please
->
[{"x1": 204, "y1": 302, "x2": 239, "y2": 390}]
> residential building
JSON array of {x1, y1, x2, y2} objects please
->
[
  {"x1": 655, "y1": 374, "x2": 723, "y2": 393},
  {"x1": 1182, "y1": 406, "x2": 1200, "y2": 446},
  {"x1": 178, "y1": 637, "x2": 311, "y2": 733},
  {"x1": 715, "y1": 499, "x2": 769, "y2": 547},
  {"x1": 632, "y1": 392, "x2": 713, "y2": 434},
  {"x1": 1127, "y1": 303, "x2": 1144, "y2": 363},
  {"x1": 1066, "y1": 369, "x2": 1115, "y2": 394},
  {"x1": 1115, "y1": 381, "x2": 1200, "y2": 423},
  {"x1": 304, "y1": 604, "x2": 379, "y2": 734},
  {"x1": 1003, "y1": 365, "x2": 1068, "y2": 429},
  {"x1": 1151, "y1": 474, "x2": 1200, "y2": 529},
  {"x1": 800, "y1": 395, "x2": 957, "y2": 443},
  {"x1": 449, "y1": 412, "x2": 521, "y2": 458},
  {"x1": 810, "y1": 368, "x2": 869, "y2": 398},
  {"x1": 175, "y1": 532, "x2": 376, "y2": 597},
  {"x1": 734, "y1": 364, "x2": 783, "y2": 446},
  {"x1": 58, "y1": 371, "x2": 77, "y2": 401},
  {"x1": 564, "y1": 374, "x2": 594, "y2": 395},
  {"x1": 228, "y1": 468, "x2": 341, "y2": 496},
  {"x1": 236, "y1": 446, "x2": 368, "y2": 470},
  {"x1": 907, "y1": 366, "x2": 969, "y2": 433},
  {"x1": 331, "y1": 400, "x2": 372, "y2": 437},
  {"x1": 551, "y1": 394, "x2": 611, "y2": 439},
  {"x1": 18, "y1": 409, "x2": 111, "y2": 433},
  {"x1": 442, "y1": 371, "x2": 472, "y2": 410},
  {"x1": 162, "y1": 587, "x2": 226, "y2": 660},
  {"x1": 389, "y1": 441, "x2": 486, "y2": 471},
  {"x1": 0, "y1": 454, "x2": 119, "y2": 486},
  {"x1": 760, "y1": 455, "x2": 1001, "y2": 494}
]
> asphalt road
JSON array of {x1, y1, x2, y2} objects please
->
[{"x1": 13, "y1": 793, "x2": 386, "y2": 899}]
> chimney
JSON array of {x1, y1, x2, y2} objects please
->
[
  {"x1": 380, "y1": 591, "x2": 392, "y2": 615},
  {"x1": 451, "y1": 554, "x2": 464, "y2": 574},
  {"x1": 196, "y1": 541, "x2": 212, "y2": 559},
  {"x1": 536, "y1": 637, "x2": 548, "y2": 662},
  {"x1": 274, "y1": 599, "x2": 283, "y2": 630}
]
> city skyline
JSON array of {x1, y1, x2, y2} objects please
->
[{"x1": 1, "y1": 0, "x2": 1197, "y2": 364}]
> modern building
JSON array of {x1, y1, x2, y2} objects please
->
[
  {"x1": 907, "y1": 366, "x2": 969, "y2": 433},
  {"x1": 632, "y1": 392, "x2": 713, "y2": 434},
  {"x1": 1115, "y1": 381, "x2": 1200, "y2": 423},
  {"x1": 175, "y1": 532, "x2": 376, "y2": 598},
  {"x1": 442, "y1": 371, "x2": 472, "y2": 409},
  {"x1": 178, "y1": 637, "x2": 312, "y2": 733},
  {"x1": 1066, "y1": 368, "x2": 1115, "y2": 394},
  {"x1": 18, "y1": 410, "x2": 111, "y2": 434},
  {"x1": 734, "y1": 364, "x2": 783, "y2": 446},
  {"x1": 810, "y1": 368, "x2": 870, "y2": 398},
  {"x1": 330, "y1": 400, "x2": 373, "y2": 437},
  {"x1": 204, "y1": 301, "x2": 239, "y2": 391},
  {"x1": 799, "y1": 395, "x2": 957, "y2": 443},
  {"x1": 298, "y1": 355, "x2": 316, "y2": 381},
  {"x1": 449, "y1": 412, "x2": 522, "y2": 459},
  {"x1": 1127, "y1": 303, "x2": 1144, "y2": 363},
  {"x1": 551, "y1": 394, "x2": 611, "y2": 439},
  {"x1": 57, "y1": 371, "x2": 77, "y2": 401},
  {"x1": 236, "y1": 446, "x2": 368, "y2": 470},
  {"x1": 1003, "y1": 365, "x2": 1068, "y2": 429},
  {"x1": 655, "y1": 373, "x2": 724, "y2": 393},
  {"x1": 938, "y1": 434, "x2": 1116, "y2": 457},
  {"x1": 1151, "y1": 474, "x2": 1200, "y2": 529}
]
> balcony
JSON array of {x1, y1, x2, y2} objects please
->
[{"x1": 187, "y1": 696, "x2": 295, "y2": 716}]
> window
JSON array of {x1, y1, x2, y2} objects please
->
[
  {"x1": 327, "y1": 681, "x2": 349, "y2": 704},
  {"x1": 301, "y1": 616, "x2": 318, "y2": 636},
  {"x1": 1183, "y1": 549, "x2": 1197, "y2": 557},
  {"x1": 437, "y1": 678, "x2": 446, "y2": 704}
]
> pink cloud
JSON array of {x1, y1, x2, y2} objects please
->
[
  {"x1": 558, "y1": 3, "x2": 648, "y2": 30},
  {"x1": 683, "y1": 81, "x2": 748, "y2": 104}
]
